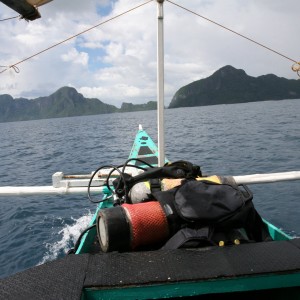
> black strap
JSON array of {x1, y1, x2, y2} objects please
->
[
  {"x1": 149, "y1": 178, "x2": 161, "y2": 193},
  {"x1": 161, "y1": 227, "x2": 214, "y2": 250}
]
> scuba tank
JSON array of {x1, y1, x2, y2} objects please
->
[
  {"x1": 129, "y1": 178, "x2": 185, "y2": 203},
  {"x1": 97, "y1": 199, "x2": 181, "y2": 252}
]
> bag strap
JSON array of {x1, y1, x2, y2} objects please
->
[
  {"x1": 161, "y1": 227, "x2": 215, "y2": 250},
  {"x1": 149, "y1": 178, "x2": 161, "y2": 193}
]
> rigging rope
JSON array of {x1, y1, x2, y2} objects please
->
[
  {"x1": 0, "y1": 65, "x2": 20, "y2": 73},
  {"x1": 167, "y1": 0, "x2": 300, "y2": 77},
  {"x1": 0, "y1": 15, "x2": 20, "y2": 22},
  {"x1": 1, "y1": 0, "x2": 299, "y2": 77},
  {"x1": 0, "y1": 0, "x2": 153, "y2": 74}
]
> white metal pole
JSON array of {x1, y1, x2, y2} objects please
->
[{"x1": 157, "y1": 0, "x2": 165, "y2": 167}]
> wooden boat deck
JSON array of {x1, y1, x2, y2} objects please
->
[{"x1": 1, "y1": 238, "x2": 300, "y2": 299}]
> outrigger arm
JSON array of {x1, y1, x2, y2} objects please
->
[{"x1": 0, "y1": 171, "x2": 300, "y2": 197}]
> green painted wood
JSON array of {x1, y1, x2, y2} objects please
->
[
  {"x1": 82, "y1": 273, "x2": 300, "y2": 300},
  {"x1": 76, "y1": 190, "x2": 113, "y2": 254},
  {"x1": 264, "y1": 219, "x2": 292, "y2": 241},
  {"x1": 129, "y1": 128, "x2": 159, "y2": 163}
]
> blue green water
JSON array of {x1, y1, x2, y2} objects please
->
[{"x1": 0, "y1": 99, "x2": 299, "y2": 278}]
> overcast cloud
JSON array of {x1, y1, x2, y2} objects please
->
[{"x1": 0, "y1": 0, "x2": 299, "y2": 107}]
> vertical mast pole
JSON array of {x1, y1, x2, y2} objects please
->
[{"x1": 157, "y1": 0, "x2": 165, "y2": 167}]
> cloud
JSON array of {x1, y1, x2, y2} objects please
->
[
  {"x1": 1, "y1": 0, "x2": 300, "y2": 107},
  {"x1": 61, "y1": 48, "x2": 89, "y2": 66}
]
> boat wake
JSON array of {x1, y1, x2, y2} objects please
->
[{"x1": 38, "y1": 212, "x2": 93, "y2": 265}]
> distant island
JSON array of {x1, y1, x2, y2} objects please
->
[
  {"x1": 1, "y1": 65, "x2": 300, "y2": 122},
  {"x1": 169, "y1": 65, "x2": 300, "y2": 108},
  {"x1": 0, "y1": 87, "x2": 156, "y2": 123}
]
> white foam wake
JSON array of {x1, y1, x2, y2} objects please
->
[{"x1": 39, "y1": 212, "x2": 93, "y2": 265}]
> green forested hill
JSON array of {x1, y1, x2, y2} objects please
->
[
  {"x1": 2, "y1": 66, "x2": 299, "y2": 122},
  {"x1": 169, "y1": 65, "x2": 300, "y2": 108},
  {"x1": 0, "y1": 87, "x2": 156, "y2": 123}
]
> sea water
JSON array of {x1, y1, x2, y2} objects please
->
[{"x1": 0, "y1": 99, "x2": 299, "y2": 278}]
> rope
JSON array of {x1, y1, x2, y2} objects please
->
[
  {"x1": 2, "y1": 0, "x2": 299, "y2": 77},
  {"x1": 0, "y1": 65, "x2": 20, "y2": 74},
  {"x1": 166, "y1": 0, "x2": 300, "y2": 77},
  {"x1": 0, "y1": 15, "x2": 20, "y2": 22},
  {"x1": 0, "y1": 0, "x2": 153, "y2": 74}
]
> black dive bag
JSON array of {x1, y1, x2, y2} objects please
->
[{"x1": 153, "y1": 179, "x2": 272, "y2": 248}]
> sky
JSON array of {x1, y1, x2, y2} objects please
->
[{"x1": 0, "y1": 0, "x2": 300, "y2": 107}]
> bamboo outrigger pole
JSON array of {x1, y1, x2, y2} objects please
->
[{"x1": 157, "y1": 0, "x2": 165, "y2": 167}]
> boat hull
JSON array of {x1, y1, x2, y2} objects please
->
[{"x1": 1, "y1": 127, "x2": 299, "y2": 299}]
